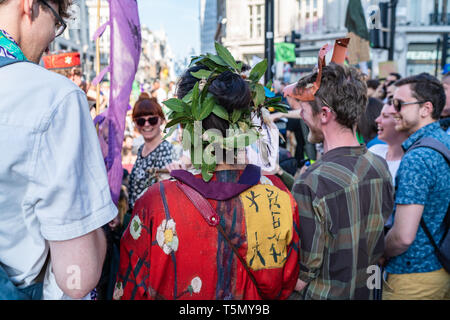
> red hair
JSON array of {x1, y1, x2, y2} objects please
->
[{"x1": 132, "y1": 94, "x2": 165, "y2": 120}]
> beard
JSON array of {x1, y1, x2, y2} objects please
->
[
  {"x1": 394, "y1": 116, "x2": 419, "y2": 136},
  {"x1": 307, "y1": 126, "x2": 324, "y2": 144}
]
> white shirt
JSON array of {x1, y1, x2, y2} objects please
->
[
  {"x1": 246, "y1": 112, "x2": 279, "y2": 172},
  {"x1": 0, "y1": 62, "x2": 117, "y2": 299},
  {"x1": 369, "y1": 144, "x2": 401, "y2": 186}
]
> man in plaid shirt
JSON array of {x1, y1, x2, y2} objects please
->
[{"x1": 284, "y1": 62, "x2": 394, "y2": 299}]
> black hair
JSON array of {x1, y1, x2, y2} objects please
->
[
  {"x1": 357, "y1": 97, "x2": 384, "y2": 143},
  {"x1": 366, "y1": 79, "x2": 380, "y2": 90},
  {"x1": 389, "y1": 73, "x2": 402, "y2": 81},
  {"x1": 395, "y1": 73, "x2": 446, "y2": 120},
  {"x1": 176, "y1": 65, "x2": 252, "y2": 136}
]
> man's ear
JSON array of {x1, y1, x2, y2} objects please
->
[
  {"x1": 420, "y1": 101, "x2": 433, "y2": 119},
  {"x1": 22, "y1": 0, "x2": 38, "y2": 22},
  {"x1": 320, "y1": 106, "x2": 334, "y2": 124}
]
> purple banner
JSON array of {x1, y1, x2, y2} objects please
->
[{"x1": 96, "y1": 0, "x2": 141, "y2": 205}]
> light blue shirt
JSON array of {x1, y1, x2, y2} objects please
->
[
  {"x1": 387, "y1": 122, "x2": 450, "y2": 274},
  {"x1": 0, "y1": 62, "x2": 117, "y2": 298}
]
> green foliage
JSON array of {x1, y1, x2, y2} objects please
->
[{"x1": 164, "y1": 41, "x2": 288, "y2": 181}]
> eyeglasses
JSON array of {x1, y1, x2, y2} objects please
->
[
  {"x1": 392, "y1": 99, "x2": 427, "y2": 112},
  {"x1": 39, "y1": 0, "x2": 67, "y2": 38},
  {"x1": 319, "y1": 97, "x2": 336, "y2": 114},
  {"x1": 135, "y1": 117, "x2": 159, "y2": 127}
]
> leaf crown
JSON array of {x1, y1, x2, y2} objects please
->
[{"x1": 162, "y1": 42, "x2": 288, "y2": 181}]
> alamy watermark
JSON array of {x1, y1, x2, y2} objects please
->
[
  {"x1": 66, "y1": 265, "x2": 81, "y2": 290},
  {"x1": 366, "y1": 265, "x2": 383, "y2": 290},
  {"x1": 366, "y1": 5, "x2": 384, "y2": 31},
  {"x1": 182, "y1": 120, "x2": 260, "y2": 166}
]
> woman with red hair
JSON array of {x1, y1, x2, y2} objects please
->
[{"x1": 128, "y1": 94, "x2": 174, "y2": 211}]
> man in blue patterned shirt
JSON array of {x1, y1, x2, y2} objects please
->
[{"x1": 383, "y1": 73, "x2": 450, "y2": 300}]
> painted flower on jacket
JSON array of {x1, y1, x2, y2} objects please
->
[
  {"x1": 156, "y1": 219, "x2": 179, "y2": 255},
  {"x1": 188, "y1": 276, "x2": 202, "y2": 295},
  {"x1": 130, "y1": 215, "x2": 142, "y2": 240},
  {"x1": 113, "y1": 282, "x2": 124, "y2": 300}
]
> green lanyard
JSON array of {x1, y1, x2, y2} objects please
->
[
  {"x1": 356, "y1": 131, "x2": 365, "y2": 145},
  {"x1": 0, "y1": 29, "x2": 27, "y2": 61}
]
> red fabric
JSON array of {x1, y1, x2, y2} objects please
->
[
  {"x1": 115, "y1": 171, "x2": 300, "y2": 300},
  {"x1": 42, "y1": 52, "x2": 81, "y2": 69}
]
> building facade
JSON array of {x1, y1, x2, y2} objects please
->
[
  {"x1": 49, "y1": 0, "x2": 96, "y2": 79},
  {"x1": 209, "y1": 0, "x2": 450, "y2": 80},
  {"x1": 85, "y1": 0, "x2": 110, "y2": 76},
  {"x1": 138, "y1": 26, "x2": 176, "y2": 84},
  {"x1": 200, "y1": 0, "x2": 218, "y2": 54}
]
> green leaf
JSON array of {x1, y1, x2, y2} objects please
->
[
  {"x1": 191, "y1": 82, "x2": 201, "y2": 119},
  {"x1": 206, "y1": 53, "x2": 228, "y2": 67},
  {"x1": 253, "y1": 84, "x2": 266, "y2": 107},
  {"x1": 182, "y1": 123, "x2": 193, "y2": 151},
  {"x1": 266, "y1": 96, "x2": 282, "y2": 103},
  {"x1": 189, "y1": 55, "x2": 205, "y2": 67},
  {"x1": 269, "y1": 104, "x2": 289, "y2": 113},
  {"x1": 222, "y1": 131, "x2": 258, "y2": 149},
  {"x1": 198, "y1": 58, "x2": 228, "y2": 73},
  {"x1": 249, "y1": 59, "x2": 268, "y2": 82},
  {"x1": 201, "y1": 161, "x2": 216, "y2": 182},
  {"x1": 162, "y1": 125, "x2": 177, "y2": 140},
  {"x1": 265, "y1": 79, "x2": 273, "y2": 89},
  {"x1": 162, "y1": 98, "x2": 187, "y2": 113},
  {"x1": 236, "y1": 62, "x2": 243, "y2": 72},
  {"x1": 166, "y1": 116, "x2": 190, "y2": 128},
  {"x1": 215, "y1": 42, "x2": 239, "y2": 71},
  {"x1": 182, "y1": 90, "x2": 193, "y2": 104},
  {"x1": 190, "y1": 69, "x2": 213, "y2": 79},
  {"x1": 199, "y1": 95, "x2": 216, "y2": 121},
  {"x1": 231, "y1": 109, "x2": 243, "y2": 124},
  {"x1": 212, "y1": 104, "x2": 229, "y2": 121}
]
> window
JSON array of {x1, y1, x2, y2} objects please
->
[
  {"x1": 249, "y1": 5, "x2": 254, "y2": 38},
  {"x1": 249, "y1": 2, "x2": 264, "y2": 39}
]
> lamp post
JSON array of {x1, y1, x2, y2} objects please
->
[
  {"x1": 388, "y1": 0, "x2": 398, "y2": 61},
  {"x1": 264, "y1": 0, "x2": 275, "y2": 83}
]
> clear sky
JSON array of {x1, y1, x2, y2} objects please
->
[{"x1": 137, "y1": 0, "x2": 200, "y2": 60}]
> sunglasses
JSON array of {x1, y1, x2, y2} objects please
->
[
  {"x1": 135, "y1": 117, "x2": 159, "y2": 127},
  {"x1": 39, "y1": 0, "x2": 67, "y2": 38},
  {"x1": 391, "y1": 99, "x2": 427, "y2": 112}
]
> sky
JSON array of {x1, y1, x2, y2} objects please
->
[{"x1": 137, "y1": 0, "x2": 200, "y2": 60}]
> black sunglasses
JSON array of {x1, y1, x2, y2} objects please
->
[
  {"x1": 135, "y1": 117, "x2": 159, "y2": 127},
  {"x1": 39, "y1": 0, "x2": 67, "y2": 38},
  {"x1": 392, "y1": 99, "x2": 427, "y2": 112}
]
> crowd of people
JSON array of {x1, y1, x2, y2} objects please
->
[{"x1": 0, "y1": 0, "x2": 449, "y2": 301}]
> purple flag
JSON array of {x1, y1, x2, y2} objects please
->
[{"x1": 94, "y1": 0, "x2": 141, "y2": 204}]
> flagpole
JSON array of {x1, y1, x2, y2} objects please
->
[{"x1": 95, "y1": 0, "x2": 101, "y2": 133}]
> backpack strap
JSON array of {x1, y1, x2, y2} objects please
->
[
  {"x1": 175, "y1": 181, "x2": 266, "y2": 299},
  {"x1": 406, "y1": 137, "x2": 450, "y2": 247},
  {"x1": 407, "y1": 137, "x2": 450, "y2": 165}
]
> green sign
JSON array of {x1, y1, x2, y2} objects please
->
[{"x1": 275, "y1": 42, "x2": 296, "y2": 62}]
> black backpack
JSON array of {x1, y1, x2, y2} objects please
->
[{"x1": 406, "y1": 137, "x2": 450, "y2": 273}]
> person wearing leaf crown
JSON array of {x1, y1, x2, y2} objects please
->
[
  {"x1": 284, "y1": 39, "x2": 394, "y2": 300},
  {"x1": 114, "y1": 43, "x2": 300, "y2": 300}
]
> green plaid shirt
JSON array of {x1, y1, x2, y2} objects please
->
[{"x1": 292, "y1": 145, "x2": 394, "y2": 300}]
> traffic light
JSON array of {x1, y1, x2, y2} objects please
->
[
  {"x1": 289, "y1": 31, "x2": 302, "y2": 55},
  {"x1": 369, "y1": 2, "x2": 389, "y2": 49}
]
